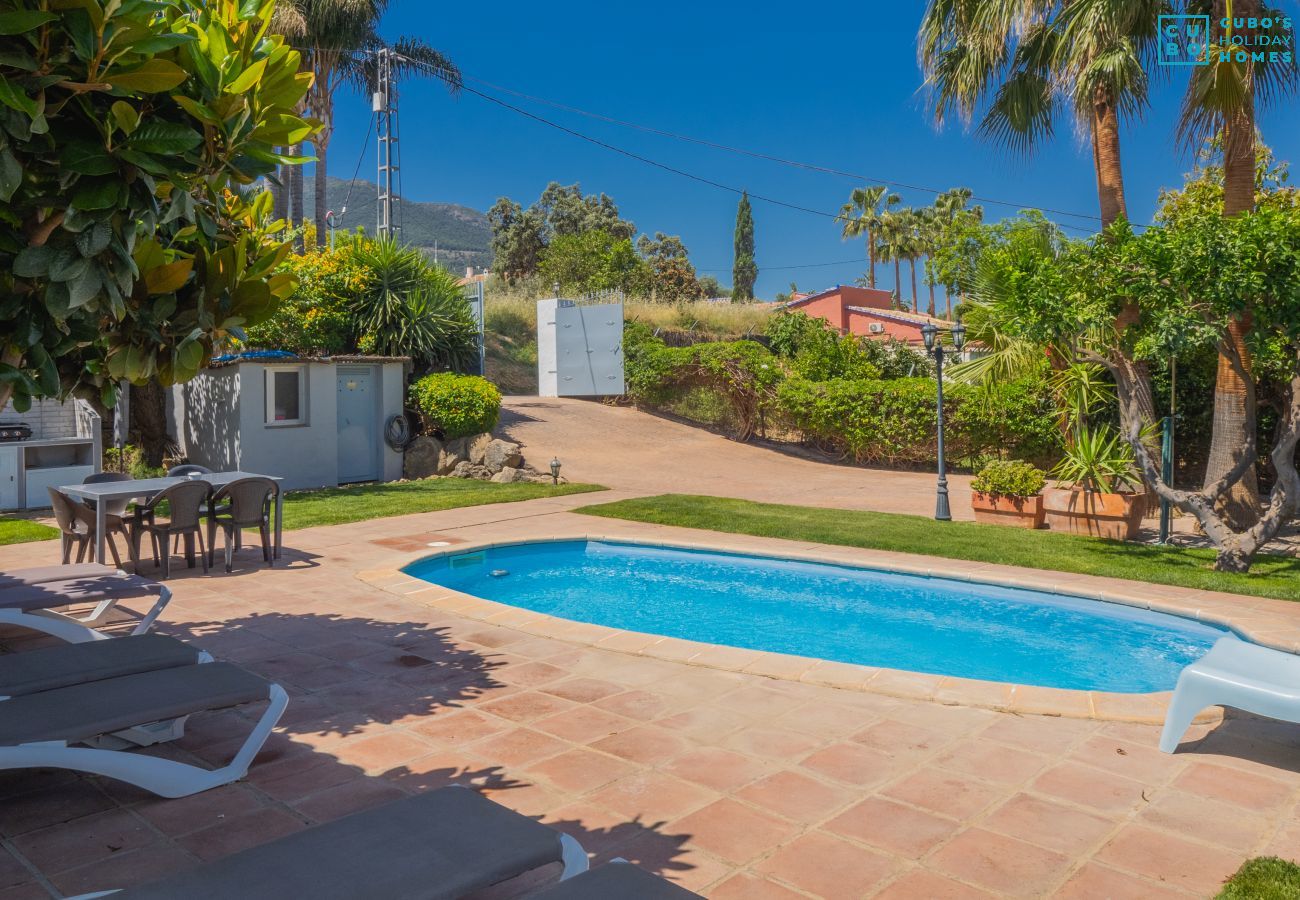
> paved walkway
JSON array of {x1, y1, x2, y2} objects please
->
[
  {"x1": 2, "y1": 496, "x2": 1299, "y2": 899},
  {"x1": 500, "y1": 397, "x2": 978, "y2": 520}
]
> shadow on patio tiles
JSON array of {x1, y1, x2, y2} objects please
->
[{"x1": 0, "y1": 611, "x2": 695, "y2": 896}]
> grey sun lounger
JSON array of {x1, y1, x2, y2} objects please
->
[
  {"x1": 530, "y1": 861, "x2": 704, "y2": 899},
  {"x1": 79, "y1": 787, "x2": 588, "y2": 899},
  {"x1": 0, "y1": 563, "x2": 121, "y2": 589},
  {"x1": 0, "y1": 634, "x2": 210, "y2": 698},
  {"x1": 0, "y1": 573, "x2": 172, "y2": 643},
  {"x1": 0, "y1": 662, "x2": 286, "y2": 797}
]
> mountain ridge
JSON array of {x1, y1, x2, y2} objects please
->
[{"x1": 306, "y1": 175, "x2": 493, "y2": 272}]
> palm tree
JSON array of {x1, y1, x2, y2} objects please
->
[
  {"x1": 900, "y1": 209, "x2": 925, "y2": 313},
  {"x1": 930, "y1": 188, "x2": 983, "y2": 317},
  {"x1": 273, "y1": 1, "x2": 460, "y2": 249},
  {"x1": 919, "y1": 0, "x2": 1163, "y2": 228},
  {"x1": 1177, "y1": 0, "x2": 1297, "y2": 524},
  {"x1": 875, "y1": 207, "x2": 909, "y2": 304},
  {"x1": 835, "y1": 186, "x2": 899, "y2": 289}
]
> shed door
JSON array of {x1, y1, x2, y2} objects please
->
[
  {"x1": 554, "y1": 302, "x2": 625, "y2": 396},
  {"x1": 336, "y1": 367, "x2": 378, "y2": 483}
]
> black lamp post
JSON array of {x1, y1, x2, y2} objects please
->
[{"x1": 920, "y1": 320, "x2": 967, "y2": 521}]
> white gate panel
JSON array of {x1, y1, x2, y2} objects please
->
[{"x1": 537, "y1": 298, "x2": 625, "y2": 397}]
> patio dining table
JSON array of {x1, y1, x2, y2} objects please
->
[{"x1": 59, "y1": 471, "x2": 285, "y2": 567}]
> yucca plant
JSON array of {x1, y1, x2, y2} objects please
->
[
  {"x1": 347, "y1": 237, "x2": 477, "y2": 372},
  {"x1": 1051, "y1": 424, "x2": 1141, "y2": 494}
]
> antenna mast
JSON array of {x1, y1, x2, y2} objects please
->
[{"x1": 373, "y1": 47, "x2": 401, "y2": 238}]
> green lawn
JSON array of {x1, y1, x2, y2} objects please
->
[
  {"x1": 0, "y1": 516, "x2": 58, "y2": 545},
  {"x1": 281, "y1": 479, "x2": 604, "y2": 531},
  {"x1": 577, "y1": 494, "x2": 1300, "y2": 602},
  {"x1": 1218, "y1": 857, "x2": 1300, "y2": 899}
]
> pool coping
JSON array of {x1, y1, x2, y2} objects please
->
[{"x1": 356, "y1": 530, "x2": 1300, "y2": 726}]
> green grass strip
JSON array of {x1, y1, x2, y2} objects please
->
[
  {"x1": 577, "y1": 494, "x2": 1300, "y2": 602},
  {"x1": 281, "y1": 479, "x2": 604, "y2": 531},
  {"x1": 1218, "y1": 857, "x2": 1300, "y2": 899},
  {"x1": 0, "y1": 516, "x2": 59, "y2": 546}
]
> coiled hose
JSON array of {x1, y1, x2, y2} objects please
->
[{"x1": 384, "y1": 413, "x2": 413, "y2": 452}]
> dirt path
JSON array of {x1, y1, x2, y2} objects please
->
[{"x1": 499, "y1": 396, "x2": 975, "y2": 519}]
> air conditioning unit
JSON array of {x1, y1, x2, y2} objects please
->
[{"x1": 868, "y1": 323, "x2": 885, "y2": 334}]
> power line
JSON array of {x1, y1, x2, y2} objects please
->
[
  {"x1": 393, "y1": 57, "x2": 1100, "y2": 237},
  {"x1": 696, "y1": 257, "x2": 867, "y2": 273},
  {"x1": 459, "y1": 73, "x2": 1108, "y2": 225}
]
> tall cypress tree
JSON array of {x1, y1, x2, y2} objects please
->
[{"x1": 732, "y1": 191, "x2": 757, "y2": 301}]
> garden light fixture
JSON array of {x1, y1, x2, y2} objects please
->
[
  {"x1": 921, "y1": 320, "x2": 966, "y2": 521},
  {"x1": 550, "y1": 457, "x2": 562, "y2": 485}
]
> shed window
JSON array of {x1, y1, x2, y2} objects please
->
[{"x1": 266, "y1": 367, "x2": 306, "y2": 425}]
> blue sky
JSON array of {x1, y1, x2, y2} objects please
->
[{"x1": 318, "y1": 1, "x2": 1300, "y2": 298}]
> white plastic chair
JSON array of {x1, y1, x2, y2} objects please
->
[{"x1": 1160, "y1": 636, "x2": 1300, "y2": 752}]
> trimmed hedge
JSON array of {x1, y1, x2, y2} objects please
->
[
  {"x1": 777, "y1": 376, "x2": 1056, "y2": 467},
  {"x1": 409, "y1": 373, "x2": 501, "y2": 439}
]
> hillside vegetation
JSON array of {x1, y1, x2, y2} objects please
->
[{"x1": 307, "y1": 176, "x2": 492, "y2": 270}]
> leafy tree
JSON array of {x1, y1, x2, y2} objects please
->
[
  {"x1": 539, "y1": 230, "x2": 647, "y2": 294},
  {"x1": 1176, "y1": 4, "x2": 1298, "y2": 524},
  {"x1": 836, "y1": 186, "x2": 898, "y2": 290},
  {"x1": 271, "y1": 0, "x2": 460, "y2": 249},
  {"x1": 487, "y1": 182, "x2": 635, "y2": 280},
  {"x1": 927, "y1": 188, "x2": 984, "y2": 317},
  {"x1": 486, "y1": 197, "x2": 545, "y2": 280},
  {"x1": 0, "y1": 0, "x2": 315, "y2": 416},
  {"x1": 636, "y1": 232, "x2": 701, "y2": 302},
  {"x1": 732, "y1": 192, "x2": 757, "y2": 301}
]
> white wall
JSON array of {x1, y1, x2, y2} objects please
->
[{"x1": 0, "y1": 398, "x2": 78, "y2": 439}]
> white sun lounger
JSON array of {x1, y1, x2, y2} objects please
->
[
  {"x1": 0, "y1": 574, "x2": 171, "y2": 643},
  {"x1": 0, "y1": 563, "x2": 121, "y2": 589},
  {"x1": 0, "y1": 634, "x2": 210, "y2": 698},
  {"x1": 76, "y1": 787, "x2": 587, "y2": 899},
  {"x1": 0, "y1": 662, "x2": 286, "y2": 796},
  {"x1": 1160, "y1": 636, "x2": 1300, "y2": 752}
]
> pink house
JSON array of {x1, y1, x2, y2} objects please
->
[{"x1": 782, "y1": 285, "x2": 956, "y2": 348}]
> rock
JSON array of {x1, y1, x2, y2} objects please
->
[
  {"x1": 468, "y1": 465, "x2": 492, "y2": 480},
  {"x1": 466, "y1": 433, "x2": 493, "y2": 466},
  {"x1": 483, "y1": 439, "x2": 523, "y2": 473},
  {"x1": 402, "y1": 436, "x2": 444, "y2": 479},
  {"x1": 436, "y1": 437, "x2": 469, "y2": 475},
  {"x1": 491, "y1": 466, "x2": 523, "y2": 484},
  {"x1": 451, "y1": 461, "x2": 473, "y2": 478}
]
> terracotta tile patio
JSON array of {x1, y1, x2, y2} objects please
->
[{"x1": 2, "y1": 494, "x2": 1300, "y2": 898}]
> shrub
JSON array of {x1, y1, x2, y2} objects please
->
[
  {"x1": 244, "y1": 244, "x2": 364, "y2": 355},
  {"x1": 765, "y1": 311, "x2": 931, "y2": 379},
  {"x1": 103, "y1": 445, "x2": 167, "y2": 480},
  {"x1": 345, "y1": 237, "x2": 478, "y2": 374},
  {"x1": 624, "y1": 325, "x2": 783, "y2": 440},
  {"x1": 409, "y1": 374, "x2": 502, "y2": 439},
  {"x1": 777, "y1": 376, "x2": 1055, "y2": 467},
  {"x1": 971, "y1": 460, "x2": 1047, "y2": 497}
]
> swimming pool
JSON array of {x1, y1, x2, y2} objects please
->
[{"x1": 405, "y1": 540, "x2": 1232, "y2": 693}]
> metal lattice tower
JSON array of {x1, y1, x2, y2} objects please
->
[{"x1": 373, "y1": 48, "x2": 401, "y2": 238}]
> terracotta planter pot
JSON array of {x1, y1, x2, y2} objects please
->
[
  {"x1": 971, "y1": 491, "x2": 1045, "y2": 529},
  {"x1": 1042, "y1": 487, "x2": 1146, "y2": 541}
]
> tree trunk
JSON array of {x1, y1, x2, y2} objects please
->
[
  {"x1": 893, "y1": 259, "x2": 901, "y2": 305},
  {"x1": 909, "y1": 259, "x2": 919, "y2": 313},
  {"x1": 1201, "y1": 71, "x2": 1262, "y2": 527},
  {"x1": 129, "y1": 380, "x2": 171, "y2": 468},
  {"x1": 313, "y1": 132, "x2": 329, "y2": 250},
  {"x1": 1090, "y1": 85, "x2": 1127, "y2": 229},
  {"x1": 289, "y1": 145, "x2": 305, "y2": 254},
  {"x1": 926, "y1": 260, "x2": 936, "y2": 318},
  {"x1": 272, "y1": 151, "x2": 288, "y2": 223},
  {"x1": 867, "y1": 231, "x2": 876, "y2": 289}
]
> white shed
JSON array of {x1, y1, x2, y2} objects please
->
[{"x1": 170, "y1": 354, "x2": 409, "y2": 490}]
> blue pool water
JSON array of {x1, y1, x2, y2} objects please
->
[{"x1": 405, "y1": 540, "x2": 1232, "y2": 693}]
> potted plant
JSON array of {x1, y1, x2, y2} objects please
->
[
  {"x1": 1044, "y1": 425, "x2": 1147, "y2": 540},
  {"x1": 970, "y1": 460, "x2": 1048, "y2": 528}
]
